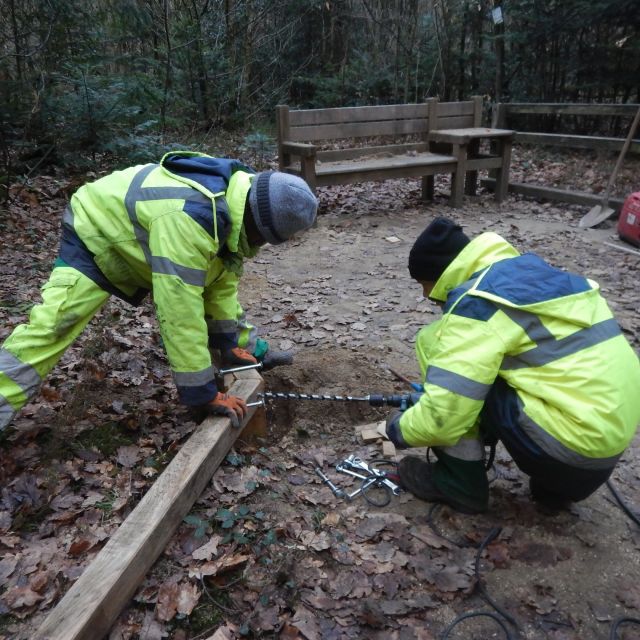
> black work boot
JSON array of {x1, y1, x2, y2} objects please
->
[
  {"x1": 398, "y1": 455, "x2": 488, "y2": 515},
  {"x1": 529, "y1": 478, "x2": 571, "y2": 512},
  {"x1": 261, "y1": 350, "x2": 294, "y2": 371}
]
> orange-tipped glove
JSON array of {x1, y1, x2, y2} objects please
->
[
  {"x1": 221, "y1": 346, "x2": 258, "y2": 368},
  {"x1": 207, "y1": 392, "x2": 247, "y2": 428}
]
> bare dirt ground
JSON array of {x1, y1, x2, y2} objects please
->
[{"x1": 0, "y1": 147, "x2": 639, "y2": 640}]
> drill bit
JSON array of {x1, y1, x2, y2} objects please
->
[
  {"x1": 259, "y1": 391, "x2": 370, "y2": 402},
  {"x1": 257, "y1": 391, "x2": 409, "y2": 407}
]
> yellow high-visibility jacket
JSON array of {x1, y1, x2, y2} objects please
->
[
  {"x1": 399, "y1": 232, "x2": 640, "y2": 466},
  {"x1": 62, "y1": 152, "x2": 255, "y2": 405}
]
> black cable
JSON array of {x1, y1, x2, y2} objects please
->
[
  {"x1": 361, "y1": 478, "x2": 392, "y2": 507},
  {"x1": 440, "y1": 611, "x2": 512, "y2": 640},
  {"x1": 427, "y1": 503, "x2": 472, "y2": 548},
  {"x1": 609, "y1": 616, "x2": 640, "y2": 640},
  {"x1": 475, "y1": 527, "x2": 520, "y2": 630},
  {"x1": 441, "y1": 526, "x2": 520, "y2": 639},
  {"x1": 606, "y1": 479, "x2": 640, "y2": 527}
]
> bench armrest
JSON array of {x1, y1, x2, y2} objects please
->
[{"x1": 281, "y1": 141, "x2": 317, "y2": 158}]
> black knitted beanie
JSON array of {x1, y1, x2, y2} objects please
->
[{"x1": 408, "y1": 217, "x2": 470, "y2": 281}]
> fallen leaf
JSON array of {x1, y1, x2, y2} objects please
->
[
  {"x1": 192, "y1": 553, "x2": 251, "y2": 579},
  {"x1": 116, "y1": 444, "x2": 141, "y2": 468},
  {"x1": 176, "y1": 581, "x2": 200, "y2": 615},
  {"x1": 156, "y1": 576, "x2": 180, "y2": 622},
  {"x1": 3, "y1": 586, "x2": 43, "y2": 609},
  {"x1": 192, "y1": 534, "x2": 222, "y2": 561}
]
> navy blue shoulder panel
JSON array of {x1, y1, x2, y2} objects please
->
[
  {"x1": 163, "y1": 155, "x2": 244, "y2": 243},
  {"x1": 182, "y1": 195, "x2": 231, "y2": 245},
  {"x1": 477, "y1": 254, "x2": 592, "y2": 305},
  {"x1": 445, "y1": 287, "x2": 498, "y2": 321},
  {"x1": 163, "y1": 155, "x2": 255, "y2": 193}
]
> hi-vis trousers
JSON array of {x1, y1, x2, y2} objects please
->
[{"x1": 0, "y1": 266, "x2": 109, "y2": 429}]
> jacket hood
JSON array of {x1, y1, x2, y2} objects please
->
[
  {"x1": 430, "y1": 232, "x2": 519, "y2": 302},
  {"x1": 433, "y1": 232, "x2": 603, "y2": 328},
  {"x1": 159, "y1": 151, "x2": 254, "y2": 249}
]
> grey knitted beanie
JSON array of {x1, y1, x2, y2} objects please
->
[{"x1": 248, "y1": 172, "x2": 318, "y2": 245}]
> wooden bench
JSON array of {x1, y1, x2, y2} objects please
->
[{"x1": 276, "y1": 97, "x2": 513, "y2": 207}]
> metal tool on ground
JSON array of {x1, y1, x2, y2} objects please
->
[
  {"x1": 337, "y1": 455, "x2": 402, "y2": 496},
  {"x1": 579, "y1": 105, "x2": 640, "y2": 229},
  {"x1": 258, "y1": 390, "x2": 415, "y2": 408},
  {"x1": 314, "y1": 467, "x2": 346, "y2": 499},
  {"x1": 315, "y1": 465, "x2": 384, "y2": 503}
]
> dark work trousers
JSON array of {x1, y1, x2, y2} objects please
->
[{"x1": 479, "y1": 378, "x2": 614, "y2": 501}]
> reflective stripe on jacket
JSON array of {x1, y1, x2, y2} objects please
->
[
  {"x1": 399, "y1": 232, "x2": 640, "y2": 464},
  {"x1": 62, "y1": 152, "x2": 255, "y2": 405}
]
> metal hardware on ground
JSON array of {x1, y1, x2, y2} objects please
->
[{"x1": 314, "y1": 467, "x2": 346, "y2": 498}]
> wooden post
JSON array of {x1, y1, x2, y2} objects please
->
[
  {"x1": 472, "y1": 95, "x2": 483, "y2": 127},
  {"x1": 276, "y1": 105, "x2": 290, "y2": 171},
  {"x1": 427, "y1": 97, "x2": 439, "y2": 131},
  {"x1": 35, "y1": 370, "x2": 263, "y2": 640},
  {"x1": 450, "y1": 142, "x2": 468, "y2": 207},
  {"x1": 494, "y1": 137, "x2": 512, "y2": 202}
]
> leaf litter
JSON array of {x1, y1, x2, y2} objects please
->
[{"x1": 0, "y1": 147, "x2": 639, "y2": 638}]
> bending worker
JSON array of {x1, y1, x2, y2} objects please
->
[
  {"x1": 386, "y1": 217, "x2": 640, "y2": 514},
  {"x1": 0, "y1": 152, "x2": 317, "y2": 429}
]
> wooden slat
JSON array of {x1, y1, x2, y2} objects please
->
[
  {"x1": 313, "y1": 153, "x2": 457, "y2": 186},
  {"x1": 35, "y1": 370, "x2": 264, "y2": 640},
  {"x1": 481, "y1": 178, "x2": 625, "y2": 211},
  {"x1": 289, "y1": 103, "x2": 429, "y2": 127},
  {"x1": 290, "y1": 118, "x2": 430, "y2": 141},
  {"x1": 317, "y1": 142, "x2": 429, "y2": 162},
  {"x1": 432, "y1": 114, "x2": 477, "y2": 130},
  {"x1": 502, "y1": 103, "x2": 639, "y2": 117},
  {"x1": 515, "y1": 132, "x2": 640, "y2": 153},
  {"x1": 437, "y1": 101, "x2": 476, "y2": 117},
  {"x1": 315, "y1": 152, "x2": 456, "y2": 175}
]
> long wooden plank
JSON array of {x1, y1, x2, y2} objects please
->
[
  {"x1": 317, "y1": 142, "x2": 429, "y2": 162},
  {"x1": 35, "y1": 370, "x2": 264, "y2": 640},
  {"x1": 315, "y1": 152, "x2": 456, "y2": 174},
  {"x1": 432, "y1": 114, "x2": 477, "y2": 130},
  {"x1": 437, "y1": 101, "x2": 476, "y2": 117},
  {"x1": 515, "y1": 132, "x2": 640, "y2": 153},
  {"x1": 502, "y1": 103, "x2": 639, "y2": 117},
  {"x1": 315, "y1": 160, "x2": 457, "y2": 186},
  {"x1": 290, "y1": 117, "x2": 430, "y2": 141},
  {"x1": 289, "y1": 103, "x2": 429, "y2": 127},
  {"x1": 480, "y1": 178, "x2": 625, "y2": 211}
]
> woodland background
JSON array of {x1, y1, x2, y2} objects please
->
[{"x1": 1, "y1": 0, "x2": 640, "y2": 197}]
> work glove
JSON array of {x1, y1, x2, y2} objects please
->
[
  {"x1": 205, "y1": 392, "x2": 247, "y2": 428},
  {"x1": 220, "y1": 346, "x2": 258, "y2": 368},
  {"x1": 385, "y1": 410, "x2": 409, "y2": 449}
]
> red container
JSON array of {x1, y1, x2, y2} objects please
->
[{"x1": 618, "y1": 192, "x2": 640, "y2": 247}]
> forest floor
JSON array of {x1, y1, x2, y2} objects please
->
[{"x1": 0, "y1": 146, "x2": 639, "y2": 640}]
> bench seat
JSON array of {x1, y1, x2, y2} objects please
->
[{"x1": 283, "y1": 151, "x2": 457, "y2": 187}]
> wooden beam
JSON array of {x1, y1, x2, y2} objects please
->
[
  {"x1": 35, "y1": 370, "x2": 264, "y2": 640},
  {"x1": 480, "y1": 178, "x2": 625, "y2": 212},
  {"x1": 514, "y1": 132, "x2": 640, "y2": 154},
  {"x1": 501, "y1": 103, "x2": 639, "y2": 117}
]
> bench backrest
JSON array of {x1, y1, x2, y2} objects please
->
[{"x1": 277, "y1": 97, "x2": 482, "y2": 146}]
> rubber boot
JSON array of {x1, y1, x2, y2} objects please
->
[{"x1": 398, "y1": 451, "x2": 489, "y2": 514}]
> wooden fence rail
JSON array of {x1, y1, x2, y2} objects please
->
[{"x1": 492, "y1": 102, "x2": 640, "y2": 154}]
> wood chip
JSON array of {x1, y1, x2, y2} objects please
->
[
  {"x1": 360, "y1": 428, "x2": 382, "y2": 443},
  {"x1": 382, "y1": 441, "x2": 396, "y2": 458}
]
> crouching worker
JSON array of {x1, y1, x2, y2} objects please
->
[
  {"x1": 386, "y1": 217, "x2": 640, "y2": 514},
  {"x1": 0, "y1": 153, "x2": 317, "y2": 430}
]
